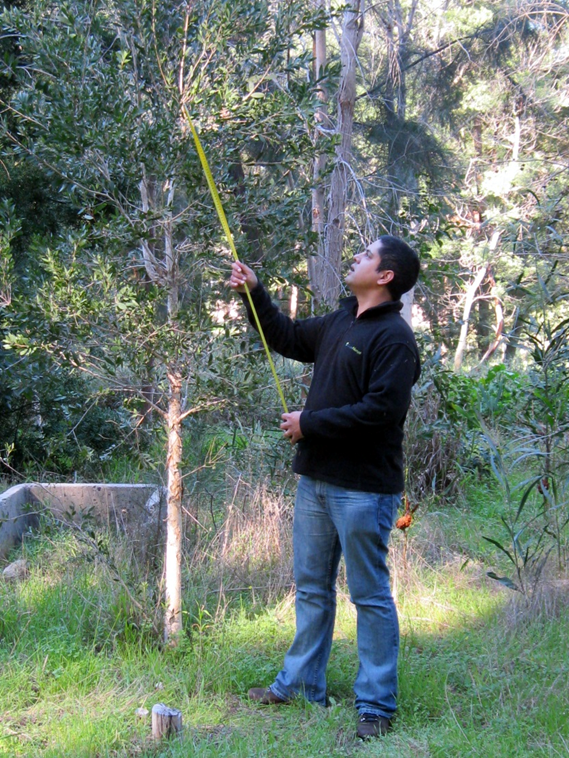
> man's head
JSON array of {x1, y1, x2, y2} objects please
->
[
  {"x1": 374, "y1": 235, "x2": 420, "y2": 300},
  {"x1": 345, "y1": 236, "x2": 420, "y2": 302}
]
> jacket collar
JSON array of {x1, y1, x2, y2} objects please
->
[{"x1": 339, "y1": 296, "x2": 403, "y2": 319}]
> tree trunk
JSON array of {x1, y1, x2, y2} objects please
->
[
  {"x1": 453, "y1": 264, "x2": 489, "y2": 372},
  {"x1": 309, "y1": 0, "x2": 364, "y2": 310},
  {"x1": 475, "y1": 282, "x2": 492, "y2": 356},
  {"x1": 164, "y1": 367, "x2": 183, "y2": 643},
  {"x1": 308, "y1": 3, "x2": 329, "y2": 307},
  {"x1": 512, "y1": 95, "x2": 524, "y2": 162},
  {"x1": 504, "y1": 305, "x2": 520, "y2": 363},
  {"x1": 476, "y1": 295, "x2": 504, "y2": 368},
  {"x1": 383, "y1": 0, "x2": 418, "y2": 219},
  {"x1": 400, "y1": 288, "x2": 414, "y2": 328},
  {"x1": 454, "y1": 231, "x2": 501, "y2": 371},
  {"x1": 139, "y1": 171, "x2": 184, "y2": 644},
  {"x1": 163, "y1": 181, "x2": 183, "y2": 644}
]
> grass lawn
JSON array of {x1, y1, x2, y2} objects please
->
[{"x1": 1, "y1": 497, "x2": 568, "y2": 757}]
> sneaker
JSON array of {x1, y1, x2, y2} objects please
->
[
  {"x1": 247, "y1": 686, "x2": 288, "y2": 705},
  {"x1": 356, "y1": 712, "x2": 391, "y2": 739}
]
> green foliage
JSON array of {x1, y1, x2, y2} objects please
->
[
  {"x1": 478, "y1": 295, "x2": 569, "y2": 594},
  {"x1": 404, "y1": 340, "x2": 529, "y2": 500},
  {"x1": 0, "y1": 198, "x2": 18, "y2": 306},
  {"x1": 0, "y1": 160, "x2": 79, "y2": 255},
  {"x1": 0, "y1": 0, "x2": 327, "y2": 479},
  {"x1": 1, "y1": 0, "x2": 322, "y2": 269},
  {"x1": 0, "y1": 200, "x2": 114, "y2": 477},
  {"x1": 432, "y1": 363, "x2": 525, "y2": 431},
  {"x1": 0, "y1": 0, "x2": 567, "y2": 485},
  {"x1": 0, "y1": 358, "x2": 128, "y2": 477}
]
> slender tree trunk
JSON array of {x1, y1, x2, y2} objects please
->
[
  {"x1": 475, "y1": 281, "x2": 492, "y2": 356},
  {"x1": 512, "y1": 95, "x2": 524, "y2": 161},
  {"x1": 164, "y1": 366, "x2": 183, "y2": 642},
  {"x1": 454, "y1": 230, "x2": 501, "y2": 371},
  {"x1": 382, "y1": 0, "x2": 419, "y2": 325},
  {"x1": 162, "y1": 186, "x2": 184, "y2": 644},
  {"x1": 324, "y1": 1, "x2": 364, "y2": 309},
  {"x1": 476, "y1": 296, "x2": 504, "y2": 368},
  {"x1": 309, "y1": 0, "x2": 364, "y2": 310},
  {"x1": 383, "y1": 0, "x2": 418, "y2": 220},
  {"x1": 308, "y1": 4, "x2": 328, "y2": 306},
  {"x1": 400, "y1": 288, "x2": 414, "y2": 327},
  {"x1": 454, "y1": 264, "x2": 489, "y2": 372},
  {"x1": 504, "y1": 305, "x2": 520, "y2": 363}
]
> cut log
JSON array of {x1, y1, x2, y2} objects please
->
[{"x1": 151, "y1": 703, "x2": 182, "y2": 740}]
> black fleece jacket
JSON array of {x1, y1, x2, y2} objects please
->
[{"x1": 241, "y1": 282, "x2": 421, "y2": 493}]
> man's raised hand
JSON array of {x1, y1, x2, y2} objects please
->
[{"x1": 229, "y1": 261, "x2": 258, "y2": 293}]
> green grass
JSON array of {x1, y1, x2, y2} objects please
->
[{"x1": 1, "y1": 491, "x2": 568, "y2": 757}]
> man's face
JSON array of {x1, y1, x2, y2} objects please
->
[{"x1": 345, "y1": 240, "x2": 388, "y2": 292}]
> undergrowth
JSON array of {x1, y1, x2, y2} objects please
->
[{"x1": 1, "y1": 476, "x2": 568, "y2": 757}]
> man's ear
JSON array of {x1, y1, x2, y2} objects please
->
[{"x1": 376, "y1": 269, "x2": 394, "y2": 287}]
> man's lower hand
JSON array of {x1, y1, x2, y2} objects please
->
[{"x1": 280, "y1": 412, "x2": 304, "y2": 444}]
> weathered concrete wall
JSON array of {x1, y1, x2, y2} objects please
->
[
  {"x1": 0, "y1": 484, "x2": 40, "y2": 561},
  {"x1": 0, "y1": 483, "x2": 165, "y2": 561}
]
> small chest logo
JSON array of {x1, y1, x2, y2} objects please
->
[{"x1": 345, "y1": 341, "x2": 362, "y2": 355}]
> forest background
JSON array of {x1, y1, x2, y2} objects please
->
[{"x1": 0, "y1": 0, "x2": 568, "y2": 756}]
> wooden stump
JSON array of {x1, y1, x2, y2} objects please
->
[{"x1": 151, "y1": 703, "x2": 182, "y2": 740}]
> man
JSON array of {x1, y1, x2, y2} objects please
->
[{"x1": 228, "y1": 235, "x2": 420, "y2": 739}]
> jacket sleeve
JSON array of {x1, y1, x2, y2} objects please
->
[
  {"x1": 299, "y1": 342, "x2": 418, "y2": 438},
  {"x1": 240, "y1": 281, "x2": 323, "y2": 363}
]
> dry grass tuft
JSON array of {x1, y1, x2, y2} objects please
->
[
  {"x1": 504, "y1": 572, "x2": 569, "y2": 625},
  {"x1": 184, "y1": 477, "x2": 294, "y2": 608}
]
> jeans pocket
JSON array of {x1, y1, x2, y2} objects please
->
[
  {"x1": 391, "y1": 493, "x2": 402, "y2": 527},
  {"x1": 374, "y1": 493, "x2": 401, "y2": 546}
]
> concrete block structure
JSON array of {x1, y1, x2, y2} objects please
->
[{"x1": 0, "y1": 483, "x2": 165, "y2": 562}]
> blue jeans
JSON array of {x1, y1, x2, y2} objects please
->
[{"x1": 270, "y1": 476, "x2": 400, "y2": 719}]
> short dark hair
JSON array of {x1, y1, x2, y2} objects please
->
[{"x1": 375, "y1": 235, "x2": 420, "y2": 300}]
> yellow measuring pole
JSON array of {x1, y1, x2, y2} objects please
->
[{"x1": 182, "y1": 105, "x2": 289, "y2": 414}]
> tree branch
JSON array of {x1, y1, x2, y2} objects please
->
[{"x1": 355, "y1": 30, "x2": 488, "y2": 102}]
